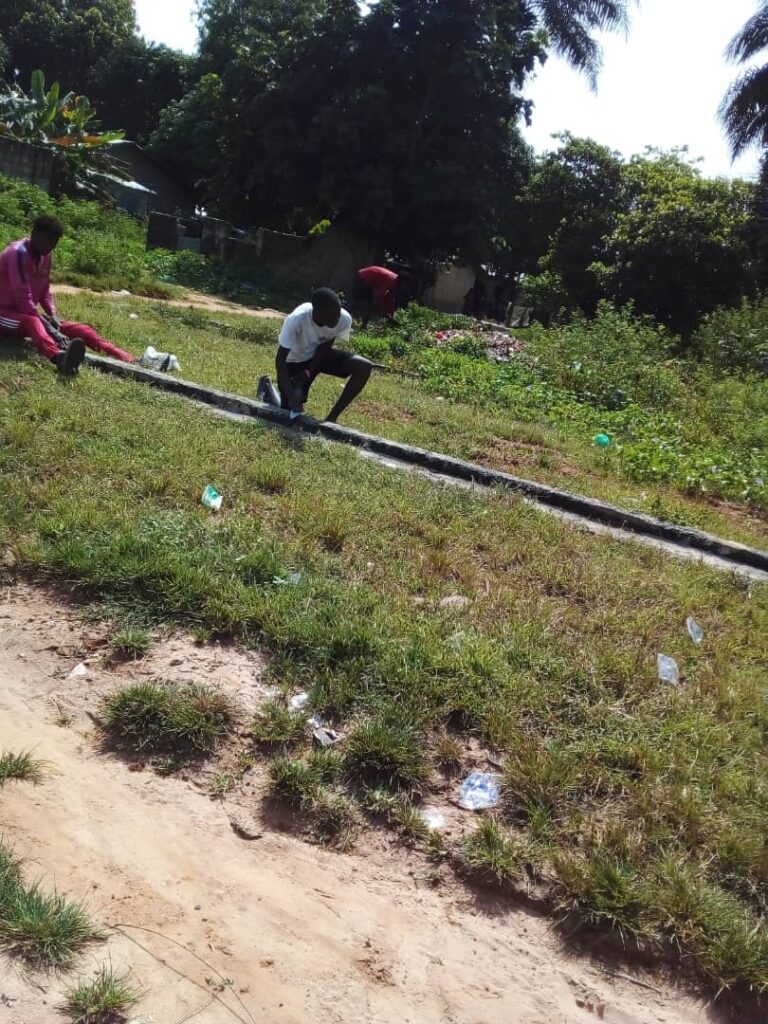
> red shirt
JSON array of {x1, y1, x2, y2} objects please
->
[
  {"x1": 0, "y1": 238, "x2": 57, "y2": 319},
  {"x1": 358, "y1": 266, "x2": 398, "y2": 315}
]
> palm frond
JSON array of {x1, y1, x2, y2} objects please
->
[
  {"x1": 720, "y1": 64, "x2": 768, "y2": 156},
  {"x1": 529, "y1": 0, "x2": 632, "y2": 86},
  {"x1": 726, "y1": 4, "x2": 768, "y2": 63}
]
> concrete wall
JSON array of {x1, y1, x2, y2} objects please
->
[
  {"x1": 110, "y1": 141, "x2": 194, "y2": 216},
  {"x1": 0, "y1": 137, "x2": 53, "y2": 191},
  {"x1": 271, "y1": 224, "x2": 381, "y2": 294},
  {"x1": 423, "y1": 264, "x2": 476, "y2": 314}
]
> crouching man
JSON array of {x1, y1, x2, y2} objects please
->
[
  {"x1": 257, "y1": 287, "x2": 372, "y2": 422},
  {"x1": 0, "y1": 215, "x2": 136, "y2": 374}
]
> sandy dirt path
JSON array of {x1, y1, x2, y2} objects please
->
[
  {"x1": 53, "y1": 284, "x2": 286, "y2": 321},
  {"x1": 0, "y1": 584, "x2": 757, "y2": 1024}
]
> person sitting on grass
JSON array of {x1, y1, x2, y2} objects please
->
[
  {"x1": 257, "y1": 287, "x2": 372, "y2": 423},
  {"x1": 0, "y1": 215, "x2": 136, "y2": 375},
  {"x1": 352, "y1": 265, "x2": 412, "y2": 329}
]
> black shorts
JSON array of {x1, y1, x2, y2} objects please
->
[
  {"x1": 282, "y1": 348, "x2": 357, "y2": 407},
  {"x1": 352, "y1": 276, "x2": 374, "y2": 304}
]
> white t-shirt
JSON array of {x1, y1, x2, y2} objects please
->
[{"x1": 278, "y1": 302, "x2": 353, "y2": 363}]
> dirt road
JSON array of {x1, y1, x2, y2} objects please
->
[{"x1": 0, "y1": 584, "x2": 753, "y2": 1024}]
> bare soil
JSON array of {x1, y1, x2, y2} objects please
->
[
  {"x1": 0, "y1": 583, "x2": 760, "y2": 1024},
  {"x1": 53, "y1": 284, "x2": 286, "y2": 321}
]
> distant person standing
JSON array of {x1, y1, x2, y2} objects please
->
[
  {"x1": 352, "y1": 266, "x2": 412, "y2": 328},
  {"x1": 0, "y1": 215, "x2": 136, "y2": 374}
]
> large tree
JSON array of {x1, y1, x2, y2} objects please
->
[
  {"x1": 721, "y1": 2, "x2": 768, "y2": 159},
  {"x1": 152, "y1": 0, "x2": 631, "y2": 262},
  {"x1": 0, "y1": 2, "x2": 191, "y2": 142}
]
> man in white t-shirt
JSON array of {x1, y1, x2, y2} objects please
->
[{"x1": 257, "y1": 287, "x2": 372, "y2": 422}]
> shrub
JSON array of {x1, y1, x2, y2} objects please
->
[
  {"x1": 267, "y1": 757, "x2": 318, "y2": 806},
  {"x1": 693, "y1": 296, "x2": 768, "y2": 375},
  {"x1": 307, "y1": 791, "x2": 360, "y2": 849}
]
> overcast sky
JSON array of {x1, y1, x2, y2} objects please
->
[{"x1": 134, "y1": 0, "x2": 763, "y2": 179}]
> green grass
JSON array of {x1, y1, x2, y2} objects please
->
[
  {"x1": 455, "y1": 819, "x2": 528, "y2": 888},
  {"x1": 343, "y1": 719, "x2": 433, "y2": 794},
  {"x1": 52, "y1": 291, "x2": 768, "y2": 550},
  {"x1": 251, "y1": 700, "x2": 307, "y2": 748},
  {"x1": 267, "y1": 757, "x2": 318, "y2": 806},
  {"x1": 0, "y1": 845, "x2": 101, "y2": 968},
  {"x1": 110, "y1": 624, "x2": 151, "y2": 660},
  {"x1": 101, "y1": 682, "x2": 234, "y2": 756},
  {"x1": 64, "y1": 964, "x2": 138, "y2": 1023},
  {"x1": 0, "y1": 322, "x2": 767, "y2": 990},
  {"x1": 0, "y1": 751, "x2": 46, "y2": 785},
  {"x1": 307, "y1": 791, "x2": 360, "y2": 849}
]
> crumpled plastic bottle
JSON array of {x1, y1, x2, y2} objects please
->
[
  {"x1": 657, "y1": 653, "x2": 680, "y2": 685},
  {"x1": 457, "y1": 772, "x2": 501, "y2": 810}
]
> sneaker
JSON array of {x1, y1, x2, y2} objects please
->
[
  {"x1": 256, "y1": 374, "x2": 272, "y2": 401},
  {"x1": 54, "y1": 337, "x2": 85, "y2": 375}
]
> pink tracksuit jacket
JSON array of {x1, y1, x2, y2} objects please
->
[{"x1": 0, "y1": 238, "x2": 57, "y2": 320}]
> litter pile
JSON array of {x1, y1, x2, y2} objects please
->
[{"x1": 433, "y1": 329, "x2": 524, "y2": 363}]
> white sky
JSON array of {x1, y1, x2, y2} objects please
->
[{"x1": 134, "y1": 0, "x2": 763, "y2": 180}]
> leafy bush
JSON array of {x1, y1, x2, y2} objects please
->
[{"x1": 693, "y1": 295, "x2": 768, "y2": 375}]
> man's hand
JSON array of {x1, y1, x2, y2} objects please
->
[{"x1": 49, "y1": 316, "x2": 61, "y2": 331}]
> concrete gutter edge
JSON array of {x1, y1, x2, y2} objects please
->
[{"x1": 86, "y1": 354, "x2": 768, "y2": 575}]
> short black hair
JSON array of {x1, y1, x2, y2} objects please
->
[
  {"x1": 32, "y1": 215, "x2": 64, "y2": 241},
  {"x1": 311, "y1": 286, "x2": 341, "y2": 316}
]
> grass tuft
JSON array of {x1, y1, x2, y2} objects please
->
[
  {"x1": 344, "y1": 719, "x2": 432, "y2": 794},
  {"x1": 553, "y1": 852, "x2": 649, "y2": 942},
  {"x1": 307, "y1": 791, "x2": 360, "y2": 849},
  {"x1": 64, "y1": 964, "x2": 138, "y2": 1023},
  {"x1": 252, "y1": 700, "x2": 307, "y2": 748},
  {"x1": 101, "y1": 682, "x2": 234, "y2": 756},
  {"x1": 0, "y1": 878, "x2": 102, "y2": 968},
  {"x1": 267, "y1": 757, "x2": 318, "y2": 806},
  {"x1": 455, "y1": 818, "x2": 527, "y2": 887},
  {"x1": 0, "y1": 751, "x2": 46, "y2": 786},
  {"x1": 433, "y1": 733, "x2": 463, "y2": 775},
  {"x1": 110, "y1": 625, "x2": 151, "y2": 661}
]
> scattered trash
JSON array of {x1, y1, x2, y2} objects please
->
[
  {"x1": 657, "y1": 654, "x2": 680, "y2": 686},
  {"x1": 128, "y1": 313, "x2": 139, "y2": 320},
  {"x1": 273, "y1": 571, "x2": 303, "y2": 587},
  {"x1": 313, "y1": 726, "x2": 342, "y2": 748},
  {"x1": 201, "y1": 485, "x2": 223, "y2": 512},
  {"x1": 593, "y1": 433, "x2": 612, "y2": 448},
  {"x1": 457, "y1": 772, "x2": 501, "y2": 810},
  {"x1": 289, "y1": 410, "x2": 302, "y2": 420},
  {"x1": 686, "y1": 617, "x2": 704, "y2": 645},
  {"x1": 422, "y1": 807, "x2": 446, "y2": 830},
  {"x1": 440, "y1": 594, "x2": 472, "y2": 611},
  {"x1": 140, "y1": 345, "x2": 181, "y2": 372},
  {"x1": 68, "y1": 662, "x2": 89, "y2": 679},
  {"x1": 289, "y1": 691, "x2": 309, "y2": 710},
  {"x1": 486, "y1": 752, "x2": 504, "y2": 769},
  {"x1": 307, "y1": 713, "x2": 325, "y2": 729},
  {"x1": 110, "y1": 289, "x2": 132, "y2": 297}
]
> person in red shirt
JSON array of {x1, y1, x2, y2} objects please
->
[
  {"x1": 353, "y1": 266, "x2": 412, "y2": 328},
  {"x1": 0, "y1": 215, "x2": 136, "y2": 375}
]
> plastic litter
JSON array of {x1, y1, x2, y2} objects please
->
[
  {"x1": 201, "y1": 485, "x2": 223, "y2": 512},
  {"x1": 422, "y1": 807, "x2": 446, "y2": 830},
  {"x1": 273, "y1": 571, "x2": 303, "y2": 587},
  {"x1": 440, "y1": 594, "x2": 471, "y2": 611},
  {"x1": 686, "y1": 617, "x2": 704, "y2": 645},
  {"x1": 657, "y1": 653, "x2": 680, "y2": 686},
  {"x1": 140, "y1": 345, "x2": 181, "y2": 372},
  {"x1": 289, "y1": 410, "x2": 302, "y2": 421},
  {"x1": 313, "y1": 727, "x2": 342, "y2": 748},
  {"x1": 68, "y1": 662, "x2": 89, "y2": 679},
  {"x1": 457, "y1": 772, "x2": 501, "y2": 810},
  {"x1": 128, "y1": 313, "x2": 139, "y2": 320},
  {"x1": 593, "y1": 433, "x2": 611, "y2": 448},
  {"x1": 307, "y1": 713, "x2": 325, "y2": 729},
  {"x1": 289, "y1": 692, "x2": 309, "y2": 710}
]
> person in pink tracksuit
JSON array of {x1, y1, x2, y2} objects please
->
[{"x1": 0, "y1": 215, "x2": 136, "y2": 375}]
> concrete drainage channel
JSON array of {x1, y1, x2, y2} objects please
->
[{"x1": 87, "y1": 354, "x2": 768, "y2": 582}]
